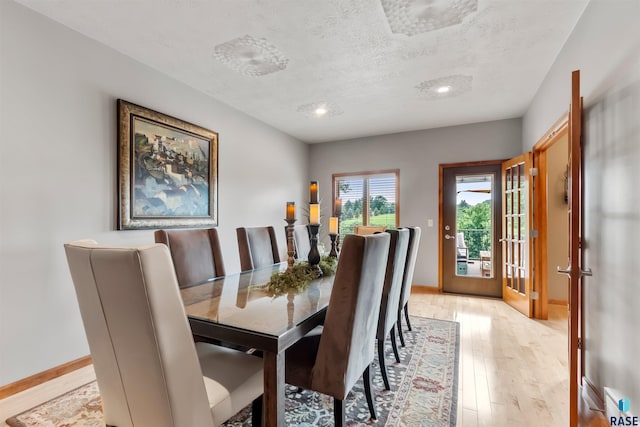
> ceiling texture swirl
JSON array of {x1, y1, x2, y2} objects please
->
[{"x1": 15, "y1": 0, "x2": 589, "y2": 143}]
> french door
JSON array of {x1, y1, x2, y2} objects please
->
[{"x1": 501, "y1": 153, "x2": 533, "y2": 317}]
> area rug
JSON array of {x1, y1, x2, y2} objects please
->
[{"x1": 6, "y1": 316, "x2": 459, "y2": 427}]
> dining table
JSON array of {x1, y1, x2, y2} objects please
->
[{"x1": 180, "y1": 262, "x2": 335, "y2": 427}]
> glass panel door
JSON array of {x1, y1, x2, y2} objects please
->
[
  {"x1": 441, "y1": 163, "x2": 502, "y2": 298},
  {"x1": 501, "y1": 153, "x2": 533, "y2": 316}
]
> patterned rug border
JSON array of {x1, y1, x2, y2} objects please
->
[
  {"x1": 5, "y1": 381, "x2": 98, "y2": 427},
  {"x1": 6, "y1": 316, "x2": 460, "y2": 427},
  {"x1": 449, "y1": 319, "x2": 461, "y2": 427}
]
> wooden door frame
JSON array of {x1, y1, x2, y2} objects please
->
[
  {"x1": 438, "y1": 159, "x2": 505, "y2": 291},
  {"x1": 531, "y1": 113, "x2": 569, "y2": 320}
]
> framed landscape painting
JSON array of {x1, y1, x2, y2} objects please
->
[{"x1": 117, "y1": 99, "x2": 218, "y2": 230}]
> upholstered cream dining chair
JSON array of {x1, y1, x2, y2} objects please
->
[
  {"x1": 64, "y1": 240, "x2": 263, "y2": 427},
  {"x1": 288, "y1": 224, "x2": 311, "y2": 261},
  {"x1": 397, "y1": 226, "x2": 422, "y2": 347},
  {"x1": 376, "y1": 228, "x2": 410, "y2": 390}
]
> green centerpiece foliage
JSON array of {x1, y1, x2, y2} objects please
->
[{"x1": 263, "y1": 256, "x2": 338, "y2": 297}]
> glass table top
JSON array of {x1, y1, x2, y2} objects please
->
[{"x1": 181, "y1": 263, "x2": 334, "y2": 338}]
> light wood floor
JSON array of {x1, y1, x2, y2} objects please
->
[
  {"x1": 0, "y1": 292, "x2": 570, "y2": 427},
  {"x1": 410, "y1": 292, "x2": 570, "y2": 427}
]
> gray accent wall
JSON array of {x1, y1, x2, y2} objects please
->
[
  {"x1": 522, "y1": 0, "x2": 640, "y2": 406},
  {"x1": 309, "y1": 119, "x2": 523, "y2": 288},
  {"x1": 0, "y1": 1, "x2": 308, "y2": 385}
]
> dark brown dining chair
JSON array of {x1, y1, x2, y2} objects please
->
[
  {"x1": 236, "y1": 226, "x2": 280, "y2": 271},
  {"x1": 154, "y1": 228, "x2": 225, "y2": 288},
  {"x1": 64, "y1": 240, "x2": 263, "y2": 427},
  {"x1": 376, "y1": 228, "x2": 410, "y2": 390},
  {"x1": 285, "y1": 233, "x2": 390, "y2": 426},
  {"x1": 397, "y1": 226, "x2": 422, "y2": 347}
]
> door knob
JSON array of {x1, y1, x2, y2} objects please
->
[
  {"x1": 557, "y1": 265, "x2": 571, "y2": 276},
  {"x1": 445, "y1": 234, "x2": 455, "y2": 240}
]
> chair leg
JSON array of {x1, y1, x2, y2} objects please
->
[
  {"x1": 251, "y1": 395, "x2": 263, "y2": 427},
  {"x1": 397, "y1": 311, "x2": 406, "y2": 347},
  {"x1": 404, "y1": 303, "x2": 413, "y2": 331},
  {"x1": 334, "y1": 398, "x2": 345, "y2": 427},
  {"x1": 363, "y1": 364, "x2": 378, "y2": 420},
  {"x1": 378, "y1": 338, "x2": 390, "y2": 390},
  {"x1": 390, "y1": 326, "x2": 401, "y2": 363}
]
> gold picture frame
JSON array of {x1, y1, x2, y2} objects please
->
[{"x1": 117, "y1": 99, "x2": 218, "y2": 230}]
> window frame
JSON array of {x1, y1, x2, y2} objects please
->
[{"x1": 332, "y1": 169, "x2": 400, "y2": 229}]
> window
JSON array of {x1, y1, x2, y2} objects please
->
[{"x1": 332, "y1": 170, "x2": 399, "y2": 235}]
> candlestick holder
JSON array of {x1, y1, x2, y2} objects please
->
[
  {"x1": 307, "y1": 224, "x2": 322, "y2": 277},
  {"x1": 285, "y1": 218, "x2": 296, "y2": 271},
  {"x1": 329, "y1": 233, "x2": 339, "y2": 258}
]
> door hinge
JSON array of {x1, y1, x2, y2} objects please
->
[
  {"x1": 578, "y1": 338, "x2": 583, "y2": 350},
  {"x1": 529, "y1": 167, "x2": 539, "y2": 176},
  {"x1": 530, "y1": 291, "x2": 539, "y2": 300},
  {"x1": 530, "y1": 229, "x2": 539, "y2": 238}
]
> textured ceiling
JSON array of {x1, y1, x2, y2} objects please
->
[{"x1": 14, "y1": 0, "x2": 588, "y2": 143}]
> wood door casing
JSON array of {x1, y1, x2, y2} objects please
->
[
  {"x1": 501, "y1": 152, "x2": 533, "y2": 317},
  {"x1": 439, "y1": 161, "x2": 503, "y2": 298},
  {"x1": 531, "y1": 114, "x2": 569, "y2": 320}
]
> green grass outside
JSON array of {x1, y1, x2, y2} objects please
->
[{"x1": 339, "y1": 213, "x2": 396, "y2": 234}]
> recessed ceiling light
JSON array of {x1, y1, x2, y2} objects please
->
[
  {"x1": 416, "y1": 75, "x2": 473, "y2": 100},
  {"x1": 297, "y1": 102, "x2": 343, "y2": 118}
]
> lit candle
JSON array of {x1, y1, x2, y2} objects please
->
[
  {"x1": 334, "y1": 198, "x2": 342, "y2": 217},
  {"x1": 286, "y1": 202, "x2": 295, "y2": 221},
  {"x1": 309, "y1": 203, "x2": 320, "y2": 225},
  {"x1": 310, "y1": 181, "x2": 319, "y2": 204},
  {"x1": 329, "y1": 217, "x2": 338, "y2": 234}
]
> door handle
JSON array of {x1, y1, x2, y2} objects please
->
[
  {"x1": 445, "y1": 234, "x2": 456, "y2": 240},
  {"x1": 557, "y1": 265, "x2": 593, "y2": 277},
  {"x1": 557, "y1": 265, "x2": 571, "y2": 276}
]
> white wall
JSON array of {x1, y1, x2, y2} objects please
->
[
  {"x1": 0, "y1": 0, "x2": 308, "y2": 385},
  {"x1": 522, "y1": 0, "x2": 640, "y2": 406},
  {"x1": 522, "y1": 0, "x2": 640, "y2": 151},
  {"x1": 309, "y1": 119, "x2": 523, "y2": 287}
]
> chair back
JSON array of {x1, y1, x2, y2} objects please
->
[
  {"x1": 292, "y1": 224, "x2": 311, "y2": 260},
  {"x1": 399, "y1": 226, "x2": 422, "y2": 307},
  {"x1": 311, "y1": 233, "x2": 390, "y2": 399},
  {"x1": 237, "y1": 226, "x2": 280, "y2": 271},
  {"x1": 155, "y1": 228, "x2": 225, "y2": 288},
  {"x1": 64, "y1": 241, "x2": 213, "y2": 427},
  {"x1": 377, "y1": 228, "x2": 410, "y2": 339},
  {"x1": 456, "y1": 231, "x2": 468, "y2": 260},
  {"x1": 353, "y1": 225, "x2": 387, "y2": 235}
]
